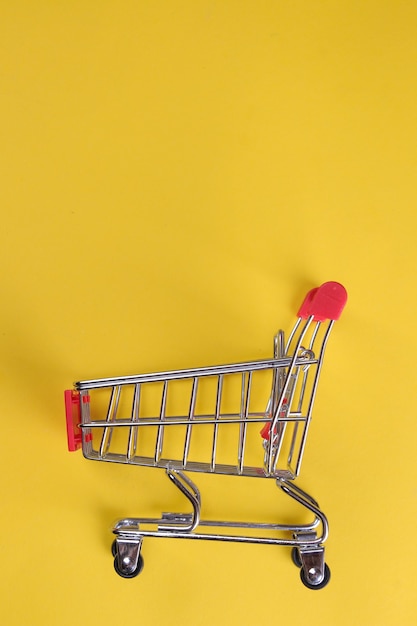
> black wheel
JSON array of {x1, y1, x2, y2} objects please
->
[
  {"x1": 112, "y1": 540, "x2": 144, "y2": 578},
  {"x1": 291, "y1": 547, "x2": 302, "y2": 568},
  {"x1": 300, "y1": 563, "x2": 331, "y2": 590},
  {"x1": 113, "y1": 553, "x2": 144, "y2": 578}
]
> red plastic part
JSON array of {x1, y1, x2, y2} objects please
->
[
  {"x1": 260, "y1": 422, "x2": 270, "y2": 440},
  {"x1": 65, "y1": 390, "x2": 82, "y2": 451},
  {"x1": 260, "y1": 399, "x2": 289, "y2": 440},
  {"x1": 298, "y1": 282, "x2": 347, "y2": 321},
  {"x1": 297, "y1": 288, "x2": 319, "y2": 319}
]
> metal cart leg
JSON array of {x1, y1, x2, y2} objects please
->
[
  {"x1": 161, "y1": 467, "x2": 201, "y2": 532},
  {"x1": 277, "y1": 478, "x2": 331, "y2": 589},
  {"x1": 291, "y1": 533, "x2": 330, "y2": 589},
  {"x1": 112, "y1": 534, "x2": 144, "y2": 578}
]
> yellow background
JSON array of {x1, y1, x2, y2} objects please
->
[{"x1": 1, "y1": 1, "x2": 416, "y2": 624}]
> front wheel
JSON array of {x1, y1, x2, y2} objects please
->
[
  {"x1": 112, "y1": 540, "x2": 144, "y2": 578},
  {"x1": 113, "y1": 553, "x2": 144, "y2": 578},
  {"x1": 300, "y1": 563, "x2": 331, "y2": 590}
]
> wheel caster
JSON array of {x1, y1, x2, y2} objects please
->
[
  {"x1": 112, "y1": 539, "x2": 144, "y2": 578},
  {"x1": 300, "y1": 563, "x2": 331, "y2": 590},
  {"x1": 113, "y1": 553, "x2": 144, "y2": 578}
]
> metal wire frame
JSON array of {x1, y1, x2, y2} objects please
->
[{"x1": 76, "y1": 314, "x2": 334, "y2": 480}]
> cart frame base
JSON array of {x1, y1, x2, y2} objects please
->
[{"x1": 111, "y1": 468, "x2": 330, "y2": 588}]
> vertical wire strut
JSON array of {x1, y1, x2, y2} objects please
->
[
  {"x1": 99, "y1": 385, "x2": 121, "y2": 458},
  {"x1": 210, "y1": 375, "x2": 223, "y2": 471},
  {"x1": 183, "y1": 377, "x2": 198, "y2": 468},
  {"x1": 238, "y1": 371, "x2": 252, "y2": 474},
  {"x1": 127, "y1": 383, "x2": 141, "y2": 461},
  {"x1": 155, "y1": 381, "x2": 168, "y2": 463}
]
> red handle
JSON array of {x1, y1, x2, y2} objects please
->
[
  {"x1": 297, "y1": 288, "x2": 319, "y2": 319},
  {"x1": 65, "y1": 390, "x2": 82, "y2": 451},
  {"x1": 298, "y1": 282, "x2": 347, "y2": 321}
]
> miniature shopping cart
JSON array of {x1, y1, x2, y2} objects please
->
[{"x1": 65, "y1": 281, "x2": 347, "y2": 589}]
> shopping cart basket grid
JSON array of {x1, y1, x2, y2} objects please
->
[{"x1": 65, "y1": 281, "x2": 347, "y2": 589}]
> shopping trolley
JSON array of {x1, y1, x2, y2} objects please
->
[{"x1": 65, "y1": 281, "x2": 347, "y2": 589}]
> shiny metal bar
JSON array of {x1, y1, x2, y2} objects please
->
[
  {"x1": 75, "y1": 356, "x2": 317, "y2": 390},
  {"x1": 162, "y1": 469, "x2": 201, "y2": 532},
  {"x1": 210, "y1": 375, "x2": 223, "y2": 471},
  {"x1": 127, "y1": 384, "x2": 141, "y2": 461},
  {"x1": 114, "y1": 528, "x2": 321, "y2": 547},
  {"x1": 308, "y1": 321, "x2": 321, "y2": 351},
  {"x1": 84, "y1": 413, "x2": 302, "y2": 429},
  {"x1": 99, "y1": 385, "x2": 121, "y2": 459},
  {"x1": 113, "y1": 515, "x2": 320, "y2": 534},
  {"x1": 154, "y1": 381, "x2": 168, "y2": 463},
  {"x1": 182, "y1": 377, "x2": 198, "y2": 467},
  {"x1": 116, "y1": 528, "x2": 321, "y2": 546},
  {"x1": 237, "y1": 371, "x2": 251, "y2": 473},
  {"x1": 287, "y1": 421, "x2": 299, "y2": 467}
]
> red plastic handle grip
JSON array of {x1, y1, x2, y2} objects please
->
[
  {"x1": 297, "y1": 288, "x2": 319, "y2": 319},
  {"x1": 298, "y1": 282, "x2": 347, "y2": 321},
  {"x1": 65, "y1": 390, "x2": 82, "y2": 451}
]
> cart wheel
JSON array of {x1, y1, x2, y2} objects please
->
[
  {"x1": 113, "y1": 553, "x2": 144, "y2": 578},
  {"x1": 300, "y1": 563, "x2": 331, "y2": 590},
  {"x1": 112, "y1": 540, "x2": 144, "y2": 578},
  {"x1": 291, "y1": 547, "x2": 302, "y2": 568}
]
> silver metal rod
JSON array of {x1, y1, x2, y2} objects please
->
[
  {"x1": 211, "y1": 375, "x2": 223, "y2": 470},
  {"x1": 277, "y1": 479, "x2": 329, "y2": 543},
  {"x1": 113, "y1": 515, "x2": 320, "y2": 533},
  {"x1": 99, "y1": 385, "x2": 121, "y2": 458},
  {"x1": 296, "y1": 365, "x2": 309, "y2": 414},
  {"x1": 122, "y1": 524, "x2": 318, "y2": 547},
  {"x1": 308, "y1": 321, "x2": 321, "y2": 350},
  {"x1": 75, "y1": 356, "x2": 318, "y2": 390},
  {"x1": 237, "y1": 371, "x2": 252, "y2": 473},
  {"x1": 113, "y1": 527, "x2": 323, "y2": 547},
  {"x1": 154, "y1": 381, "x2": 168, "y2": 463},
  {"x1": 82, "y1": 414, "x2": 307, "y2": 428},
  {"x1": 182, "y1": 377, "x2": 198, "y2": 467},
  {"x1": 237, "y1": 372, "x2": 246, "y2": 472},
  {"x1": 127, "y1": 384, "x2": 140, "y2": 461},
  {"x1": 195, "y1": 518, "x2": 320, "y2": 531},
  {"x1": 287, "y1": 422, "x2": 299, "y2": 466},
  {"x1": 164, "y1": 469, "x2": 201, "y2": 532}
]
